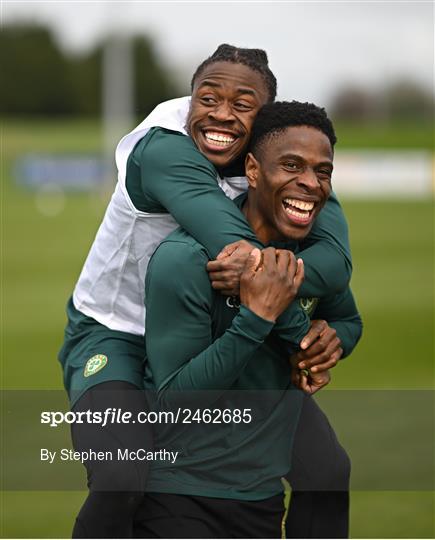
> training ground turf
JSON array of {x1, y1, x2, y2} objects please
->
[{"x1": 1, "y1": 120, "x2": 433, "y2": 538}]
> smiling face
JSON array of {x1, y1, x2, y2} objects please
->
[
  {"x1": 245, "y1": 125, "x2": 333, "y2": 244},
  {"x1": 187, "y1": 62, "x2": 269, "y2": 169}
]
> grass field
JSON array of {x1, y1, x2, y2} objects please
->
[{"x1": 1, "y1": 120, "x2": 434, "y2": 538}]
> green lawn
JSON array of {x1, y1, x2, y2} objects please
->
[{"x1": 1, "y1": 119, "x2": 433, "y2": 538}]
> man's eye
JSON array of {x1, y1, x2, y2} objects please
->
[
  {"x1": 234, "y1": 101, "x2": 252, "y2": 111},
  {"x1": 284, "y1": 162, "x2": 298, "y2": 170},
  {"x1": 200, "y1": 96, "x2": 217, "y2": 105},
  {"x1": 317, "y1": 170, "x2": 332, "y2": 179}
]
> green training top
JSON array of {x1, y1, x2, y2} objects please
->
[
  {"x1": 126, "y1": 127, "x2": 352, "y2": 299},
  {"x1": 143, "y1": 203, "x2": 362, "y2": 500}
]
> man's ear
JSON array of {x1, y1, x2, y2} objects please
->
[{"x1": 245, "y1": 152, "x2": 259, "y2": 188}]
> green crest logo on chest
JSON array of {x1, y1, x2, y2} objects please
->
[
  {"x1": 299, "y1": 297, "x2": 319, "y2": 316},
  {"x1": 84, "y1": 354, "x2": 108, "y2": 377}
]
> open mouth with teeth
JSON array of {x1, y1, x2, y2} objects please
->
[
  {"x1": 282, "y1": 198, "x2": 316, "y2": 225},
  {"x1": 203, "y1": 130, "x2": 237, "y2": 149}
]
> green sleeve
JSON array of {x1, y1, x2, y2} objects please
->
[
  {"x1": 145, "y1": 239, "x2": 274, "y2": 408},
  {"x1": 137, "y1": 128, "x2": 310, "y2": 349},
  {"x1": 297, "y1": 192, "x2": 353, "y2": 298},
  {"x1": 272, "y1": 303, "x2": 311, "y2": 354},
  {"x1": 136, "y1": 128, "x2": 262, "y2": 259},
  {"x1": 312, "y1": 287, "x2": 363, "y2": 358}
]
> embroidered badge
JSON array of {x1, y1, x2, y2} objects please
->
[
  {"x1": 84, "y1": 354, "x2": 108, "y2": 377},
  {"x1": 299, "y1": 297, "x2": 319, "y2": 316}
]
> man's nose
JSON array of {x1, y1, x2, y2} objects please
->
[
  {"x1": 296, "y1": 168, "x2": 320, "y2": 191},
  {"x1": 208, "y1": 102, "x2": 234, "y2": 122}
]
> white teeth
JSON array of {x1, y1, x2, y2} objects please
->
[
  {"x1": 284, "y1": 207, "x2": 311, "y2": 220},
  {"x1": 283, "y1": 198, "x2": 314, "y2": 211},
  {"x1": 205, "y1": 132, "x2": 235, "y2": 145}
]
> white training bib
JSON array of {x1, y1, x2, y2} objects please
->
[{"x1": 73, "y1": 97, "x2": 248, "y2": 335}]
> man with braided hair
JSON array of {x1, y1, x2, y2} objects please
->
[{"x1": 59, "y1": 45, "x2": 355, "y2": 537}]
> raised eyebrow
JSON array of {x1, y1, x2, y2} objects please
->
[
  {"x1": 279, "y1": 153, "x2": 303, "y2": 161},
  {"x1": 234, "y1": 88, "x2": 257, "y2": 98},
  {"x1": 198, "y1": 80, "x2": 257, "y2": 97},
  {"x1": 197, "y1": 80, "x2": 223, "y2": 90}
]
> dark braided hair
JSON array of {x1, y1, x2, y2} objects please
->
[
  {"x1": 249, "y1": 101, "x2": 337, "y2": 156},
  {"x1": 191, "y1": 44, "x2": 277, "y2": 102}
]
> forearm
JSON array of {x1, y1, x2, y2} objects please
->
[
  {"x1": 140, "y1": 130, "x2": 262, "y2": 258},
  {"x1": 272, "y1": 302, "x2": 311, "y2": 353},
  {"x1": 156, "y1": 306, "x2": 273, "y2": 409},
  {"x1": 168, "y1": 192, "x2": 262, "y2": 259},
  {"x1": 313, "y1": 287, "x2": 363, "y2": 358},
  {"x1": 297, "y1": 241, "x2": 352, "y2": 298},
  {"x1": 329, "y1": 315, "x2": 363, "y2": 358}
]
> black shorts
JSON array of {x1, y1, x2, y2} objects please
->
[{"x1": 133, "y1": 492, "x2": 286, "y2": 539}]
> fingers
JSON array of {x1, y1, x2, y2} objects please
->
[
  {"x1": 271, "y1": 249, "x2": 301, "y2": 288},
  {"x1": 301, "y1": 335, "x2": 341, "y2": 362},
  {"x1": 261, "y1": 247, "x2": 277, "y2": 269},
  {"x1": 298, "y1": 332, "x2": 342, "y2": 371},
  {"x1": 216, "y1": 241, "x2": 240, "y2": 260},
  {"x1": 216, "y1": 240, "x2": 254, "y2": 260},
  {"x1": 313, "y1": 370, "x2": 331, "y2": 391},
  {"x1": 276, "y1": 249, "x2": 292, "y2": 272},
  {"x1": 298, "y1": 372, "x2": 312, "y2": 394},
  {"x1": 289, "y1": 352, "x2": 301, "y2": 369},
  {"x1": 299, "y1": 331, "x2": 341, "y2": 363},
  {"x1": 299, "y1": 370, "x2": 331, "y2": 395},
  {"x1": 208, "y1": 270, "x2": 237, "y2": 282},
  {"x1": 249, "y1": 247, "x2": 262, "y2": 271},
  {"x1": 277, "y1": 249, "x2": 299, "y2": 283},
  {"x1": 309, "y1": 347, "x2": 343, "y2": 373},
  {"x1": 293, "y1": 258, "x2": 304, "y2": 292},
  {"x1": 249, "y1": 247, "x2": 299, "y2": 276},
  {"x1": 212, "y1": 247, "x2": 300, "y2": 284},
  {"x1": 298, "y1": 340, "x2": 342, "y2": 371},
  {"x1": 300, "y1": 319, "x2": 328, "y2": 350},
  {"x1": 207, "y1": 260, "x2": 227, "y2": 273},
  {"x1": 209, "y1": 242, "x2": 256, "y2": 294},
  {"x1": 243, "y1": 248, "x2": 262, "y2": 278},
  {"x1": 291, "y1": 368, "x2": 301, "y2": 387}
]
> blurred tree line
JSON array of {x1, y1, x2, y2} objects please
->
[
  {"x1": 1, "y1": 24, "x2": 432, "y2": 124},
  {"x1": 330, "y1": 81, "x2": 433, "y2": 124},
  {"x1": 0, "y1": 24, "x2": 181, "y2": 117}
]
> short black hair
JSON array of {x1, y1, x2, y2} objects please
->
[
  {"x1": 191, "y1": 44, "x2": 277, "y2": 102},
  {"x1": 249, "y1": 101, "x2": 337, "y2": 156}
]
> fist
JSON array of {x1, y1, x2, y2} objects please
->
[
  {"x1": 291, "y1": 367, "x2": 331, "y2": 395},
  {"x1": 207, "y1": 240, "x2": 255, "y2": 296},
  {"x1": 291, "y1": 320, "x2": 343, "y2": 373},
  {"x1": 240, "y1": 247, "x2": 304, "y2": 322}
]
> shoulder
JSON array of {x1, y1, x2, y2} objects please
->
[
  {"x1": 132, "y1": 127, "x2": 216, "y2": 173},
  {"x1": 326, "y1": 191, "x2": 340, "y2": 207},
  {"x1": 147, "y1": 229, "x2": 210, "y2": 289},
  {"x1": 146, "y1": 230, "x2": 213, "y2": 311},
  {"x1": 157, "y1": 228, "x2": 209, "y2": 262},
  {"x1": 314, "y1": 190, "x2": 348, "y2": 227}
]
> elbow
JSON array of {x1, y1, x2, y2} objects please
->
[
  {"x1": 321, "y1": 256, "x2": 353, "y2": 296},
  {"x1": 344, "y1": 257, "x2": 353, "y2": 284},
  {"x1": 337, "y1": 258, "x2": 353, "y2": 293},
  {"x1": 340, "y1": 317, "x2": 363, "y2": 359}
]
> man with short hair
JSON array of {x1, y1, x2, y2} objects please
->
[{"x1": 137, "y1": 101, "x2": 362, "y2": 538}]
